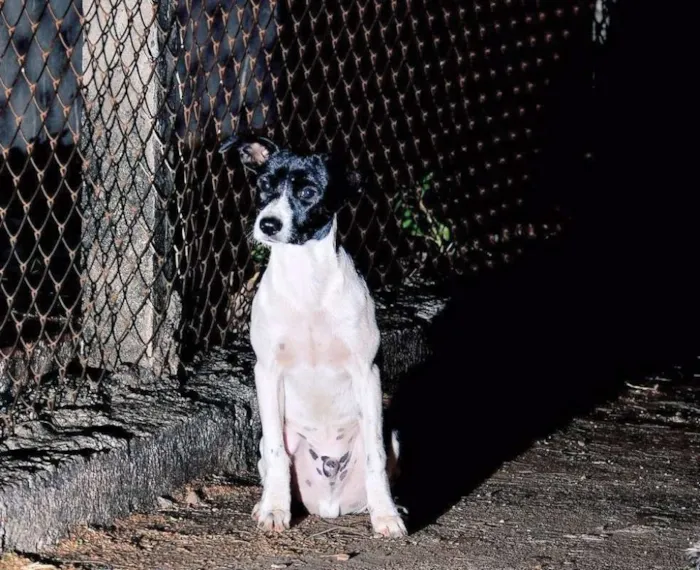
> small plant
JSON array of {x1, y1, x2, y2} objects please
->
[
  {"x1": 251, "y1": 242, "x2": 269, "y2": 265},
  {"x1": 392, "y1": 172, "x2": 454, "y2": 255}
]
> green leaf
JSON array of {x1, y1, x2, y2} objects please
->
[
  {"x1": 440, "y1": 224, "x2": 451, "y2": 242},
  {"x1": 252, "y1": 245, "x2": 270, "y2": 264},
  {"x1": 402, "y1": 218, "x2": 413, "y2": 229}
]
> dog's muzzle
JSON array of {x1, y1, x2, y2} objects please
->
[{"x1": 253, "y1": 194, "x2": 294, "y2": 244}]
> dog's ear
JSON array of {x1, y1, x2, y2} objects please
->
[
  {"x1": 343, "y1": 167, "x2": 364, "y2": 196},
  {"x1": 219, "y1": 133, "x2": 278, "y2": 168},
  {"x1": 322, "y1": 154, "x2": 365, "y2": 206}
]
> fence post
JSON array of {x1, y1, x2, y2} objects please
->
[{"x1": 80, "y1": 0, "x2": 180, "y2": 375}]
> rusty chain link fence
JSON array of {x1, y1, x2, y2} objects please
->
[{"x1": 1, "y1": 0, "x2": 596, "y2": 440}]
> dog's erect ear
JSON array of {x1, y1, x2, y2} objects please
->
[
  {"x1": 219, "y1": 134, "x2": 278, "y2": 168},
  {"x1": 323, "y1": 154, "x2": 365, "y2": 205},
  {"x1": 345, "y1": 169, "x2": 364, "y2": 196}
]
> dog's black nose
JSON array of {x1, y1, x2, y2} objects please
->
[{"x1": 259, "y1": 217, "x2": 282, "y2": 236}]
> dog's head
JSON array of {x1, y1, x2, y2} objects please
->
[{"x1": 220, "y1": 134, "x2": 363, "y2": 246}]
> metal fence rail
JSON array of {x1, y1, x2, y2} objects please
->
[{"x1": 1, "y1": 0, "x2": 593, "y2": 439}]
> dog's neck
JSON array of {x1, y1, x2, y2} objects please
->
[{"x1": 265, "y1": 217, "x2": 343, "y2": 304}]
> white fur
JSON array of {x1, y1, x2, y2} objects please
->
[
  {"x1": 253, "y1": 191, "x2": 294, "y2": 245},
  {"x1": 249, "y1": 217, "x2": 406, "y2": 537}
]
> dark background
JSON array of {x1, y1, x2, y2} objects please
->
[{"x1": 388, "y1": 0, "x2": 700, "y2": 530}]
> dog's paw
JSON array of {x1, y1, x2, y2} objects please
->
[
  {"x1": 371, "y1": 513, "x2": 407, "y2": 538},
  {"x1": 252, "y1": 501, "x2": 291, "y2": 532}
]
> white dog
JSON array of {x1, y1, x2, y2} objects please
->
[{"x1": 220, "y1": 133, "x2": 407, "y2": 537}]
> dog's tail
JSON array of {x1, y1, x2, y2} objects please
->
[
  {"x1": 391, "y1": 429, "x2": 400, "y2": 459},
  {"x1": 387, "y1": 429, "x2": 401, "y2": 484}
]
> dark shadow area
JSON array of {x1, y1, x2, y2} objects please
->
[
  {"x1": 172, "y1": 0, "x2": 278, "y2": 359},
  {"x1": 0, "y1": 142, "x2": 82, "y2": 349},
  {"x1": 389, "y1": 0, "x2": 699, "y2": 531},
  {"x1": 174, "y1": 133, "x2": 254, "y2": 361},
  {"x1": 276, "y1": 1, "x2": 594, "y2": 287}
]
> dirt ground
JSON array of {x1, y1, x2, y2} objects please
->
[{"x1": 3, "y1": 369, "x2": 699, "y2": 570}]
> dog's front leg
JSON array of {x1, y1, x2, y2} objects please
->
[
  {"x1": 353, "y1": 363, "x2": 407, "y2": 537},
  {"x1": 252, "y1": 360, "x2": 291, "y2": 532}
]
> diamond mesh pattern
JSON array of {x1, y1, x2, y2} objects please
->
[{"x1": 0, "y1": 0, "x2": 593, "y2": 439}]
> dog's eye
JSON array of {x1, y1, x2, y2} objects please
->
[{"x1": 299, "y1": 187, "x2": 315, "y2": 200}]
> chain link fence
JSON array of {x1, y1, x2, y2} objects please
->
[{"x1": 1, "y1": 0, "x2": 594, "y2": 440}]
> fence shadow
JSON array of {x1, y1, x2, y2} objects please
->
[
  {"x1": 388, "y1": 0, "x2": 699, "y2": 530},
  {"x1": 388, "y1": 219, "x2": 699, "y2": 531}
]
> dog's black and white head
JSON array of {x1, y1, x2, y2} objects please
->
[{"x1": 220, "y1": 134, "x2": 363, "y2": 246}]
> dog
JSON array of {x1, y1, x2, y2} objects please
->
[{"x1": 220, "y1": 133, "x2": 407, "y2": 538}]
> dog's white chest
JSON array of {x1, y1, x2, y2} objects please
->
[
  {"x1": 275, "y1": 309, "x2": 351, "y2": 370},
  {"x1": 253, "y1": 282, "x2": 365, "y2": 426},
  {"x1": 250, "y1": 241, "x2": 377, "y2": 376}
]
